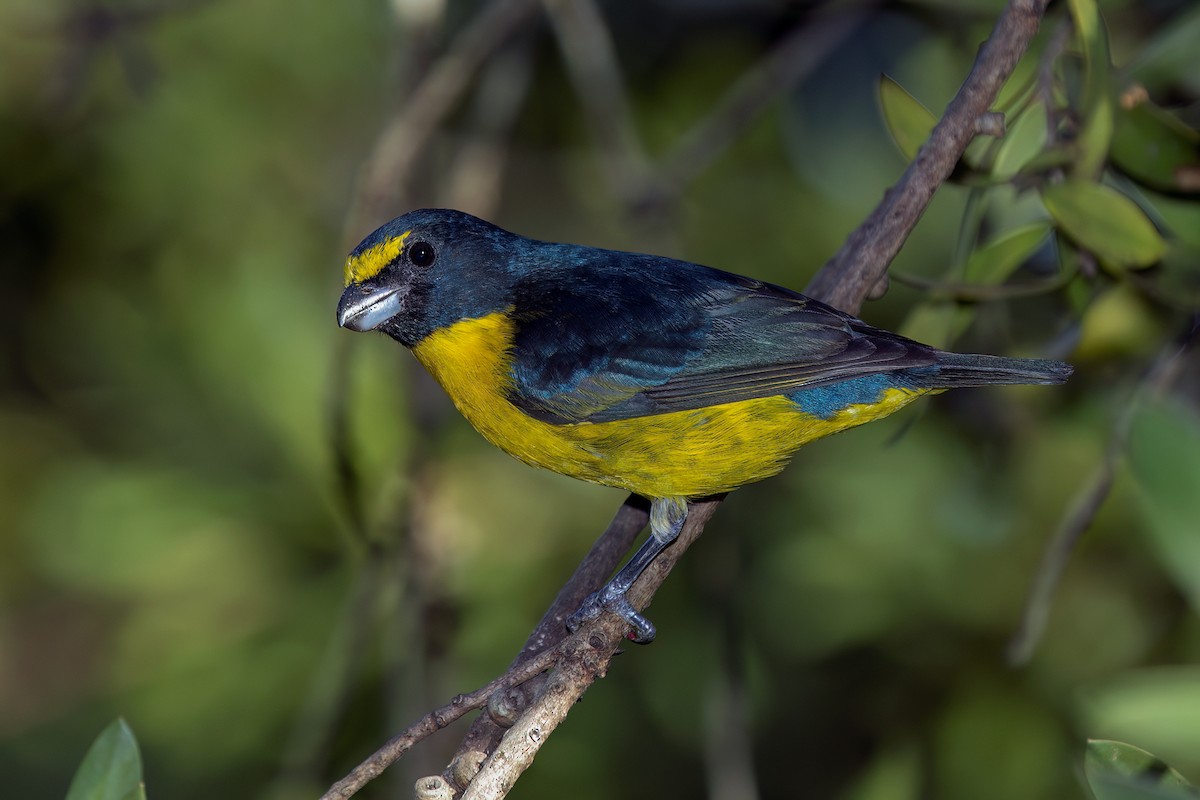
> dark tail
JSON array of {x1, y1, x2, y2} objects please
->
[{"x1": 925, "y1": 352, "x2": 1073, "y2": 388}]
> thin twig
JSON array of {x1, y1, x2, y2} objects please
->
[
  {"x1": 889, "y1": 269, "x2": 1073, "y2": 302},
  {"x1": 442, "y1": 496, "x2": 649, "y2": 788},
  {"x1": 459, "y1": 616, "x2": 628, "y2": 800},
  {"x1": 318, "y1": 644, "x2": 562, "y2": 800},
  {"x1": 1007, "y1": 316, "x2": 1200, "y2": 665},
  {"x1": 443, "y1": 41, "x2": 536, "y2": 217},
  {"x1": 634, "y1": 7, "x2": 866, "y2": 210},
  {"x1": 543, "y1": 0, "x2": 649, "y2": 201},
  {"x1": 806, "y1": 0, "x2": 1052, "y2": 315},
  {"x1": 346, "y1": 0, "x2": 541, "y2": 236},
  {"x1": 459, "y1": 498, "x2": 724, "y2": 800}
]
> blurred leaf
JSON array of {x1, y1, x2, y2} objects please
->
[
  {"x1": 964, "y1": 222, "x2": 1052, "y2": 284},
  {"x1": 994, "y1": 42, "x2": 1039, "y2": 112},
  {"x1": 1019, "y1": 146, "x2": 1075, "y2": 176},
  {"x1": 1042, "y1": 180, "x2": 1166, "y2": 269},
  {"x1": 1082, "y1": 668, "x2": 1200, "y2": 784},
  {"x1": 879, "y1": 74, "x2": 936, "y2": 161},
  {"x1": 1128, "y1": 401, "x2": 1200, "y2": 612},
  {"x1": 993, "y1": 102, "x2": 1047, "y2": 180},
  {"x1": 1112, "y1": 96, "x2": 1200, "y2": 194},
  {"x1": 1085, "y1": 739, "x2": 1197, "y2": 800},
  {"x1": 66, "y1": 719, "x2": 146, "y2": 800},
  {"x1": 1127, "y1": 3, "x2": 1200, "y2": 96},
  {"x1": 1068, "y1": 0, "x2": 1114, "y2": 178},
  {"x1": 1142, "y1": 190, "x2": 1200, "y2": 250},
  {"x1": 1075, "y1": 283, "x2": 1161, "y2": 360},
  {"x1": 1064, "y1": 270, "x2": 1094, "y2": 319},
  {"x1": 899, "y1": 300, "x2": 962, "y2": 349}
]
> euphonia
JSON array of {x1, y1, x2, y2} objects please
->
[{"x1": 337, "y1": 209, "x2": 1071, "y2": 642}]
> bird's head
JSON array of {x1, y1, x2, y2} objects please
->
[{"x1": 337, "y1": 209, "x2": 516, "y2": 347}]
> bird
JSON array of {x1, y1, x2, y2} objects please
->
[{"x1": 336, "y1": 208, "x2": 1072, "y2": 643}]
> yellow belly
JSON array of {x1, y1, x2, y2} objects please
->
[{"x1": 411, "y1": 312, "x2": 927, "y2": 499}]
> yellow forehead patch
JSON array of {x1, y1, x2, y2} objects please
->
[{"x1": 344, "y1": 230, "x2": 410, "y2": 286}]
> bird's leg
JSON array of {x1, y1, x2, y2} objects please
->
[{"x1": 566, "y1": 496, "x2": 688, "y2": 644}]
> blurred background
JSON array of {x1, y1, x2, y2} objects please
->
[{"x1": 2, "y1": 0, "x2": 1200, "y2": 798}]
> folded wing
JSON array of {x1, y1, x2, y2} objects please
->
[{"x1": 506, "y1": 251, "x2": 937, "y2": 425}]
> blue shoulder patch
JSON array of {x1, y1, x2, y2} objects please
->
[{"x1": 787, "y1": 373, "x2": 896, "y2": 420}]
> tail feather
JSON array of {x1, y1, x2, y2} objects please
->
[{"x1": 925, "y1": 352, "x2": 1073, "y2": 388}]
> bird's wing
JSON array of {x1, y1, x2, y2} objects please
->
[{"x1": 506, "y1": 252, "x2": 936, "y2": 424}]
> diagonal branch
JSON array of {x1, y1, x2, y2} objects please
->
[
  {"x1": 318, "y1": 644, "x2": 562, "y2": 800},
  {"x1": 458, "y1": 498, "x2": 724, "y2": 800},
  {"x1": 806, "y1": 0, "x2": 1051, "y2": 316},
  {"x1": 441, "y1": 496, "x2": 648, "y2": 775}
]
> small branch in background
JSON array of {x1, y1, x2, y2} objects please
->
[
  {"x1": 543, "y1": 0, "x2": 650, "y2": 202},
  {"x1": 443, "y1": 41, "x2": 536, "y2": 218},
  {"x1": 889, "y1": 269, "x2": 1073, "y2": 302},
  {"x1": 1007, "y1": 316, "x2": 1200, "y2": 666},
  {"x1": 807, "y1": 0, "x2": 1051, "y2": 315},
  {"x1": 457, "y1": 615, "x2": 628, "y2": 800},
  {"x1": 1038, "y1": 19, "x2": 1071, "y2": 144},
  {"x1": 347, "y1": 0, "x2": 541, "y2": 237},
  {"x1": 634, "y1": 7, "x2": 866, "y2": 211},
  {"x1": 318, "y1": 644, "x2": 563, "y2": 800}
]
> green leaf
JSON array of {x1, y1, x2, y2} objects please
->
[
  {"x1": 1019, "y1": 146, "x2": 1075, "y2": 176},
  {"x1": 1042, "y1": 180, "x2": 1166, "y2": 269},
  {"x1": 66, "y1": 719, "x2": 147, "y2": 800},
  {"x1": 1142, "y1": 190, "x2": 1200, "y2": 250},
  {"x1": 1085, "y1": 739, "x2": 1198, "y2": 800},
  {"x1": 1064, "y1": 273, "x2": 1094, "y2": 318},
  {"x1": 899, "y1": 300, "x2": 962, "y2": 350},
  {"x1": 992, "y1": 102, "x2": 1048, "y2": 180},
  {"x1": 964, "y1": 222, "x2": 1052, "y2": 284},
  {"x1": 1067, "y1": 0, "x2": 1114, "y2": 178},
  {"x1": 879, "y1": 74, "x2": 937, "y2": 162},
  {"x1": 1112, "y1": 97, "x2": 1200, "y2": 194}
]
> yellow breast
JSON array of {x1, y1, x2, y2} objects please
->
[{"x1": 411, "y1": 312, "x2": 925, "y2": 499}]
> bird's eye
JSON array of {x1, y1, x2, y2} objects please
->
[{"x1": 408, "y1": 241, "x2": 436, "y2": 268}]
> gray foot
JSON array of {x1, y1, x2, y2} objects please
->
[{"x1": 566, "y1": 584, "x2": 657, "y2": 644}]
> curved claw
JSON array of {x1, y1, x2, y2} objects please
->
[
  {"x1": 608, "y1": 595, "x2": 656, "y2": 643},
  {"x1": 565, "y1": 590, "x2": 602, "y2": 633},
  {"x1": 565, "y1": 587, "x2": 657, "y2": 644}
]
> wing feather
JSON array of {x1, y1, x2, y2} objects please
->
[{"x1": 504, "y1": 249, "x2": 935, "y2": 424}]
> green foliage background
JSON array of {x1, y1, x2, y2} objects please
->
[{"x1": 2, "y1": 1, "x2": 1199, "y2": 798}]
